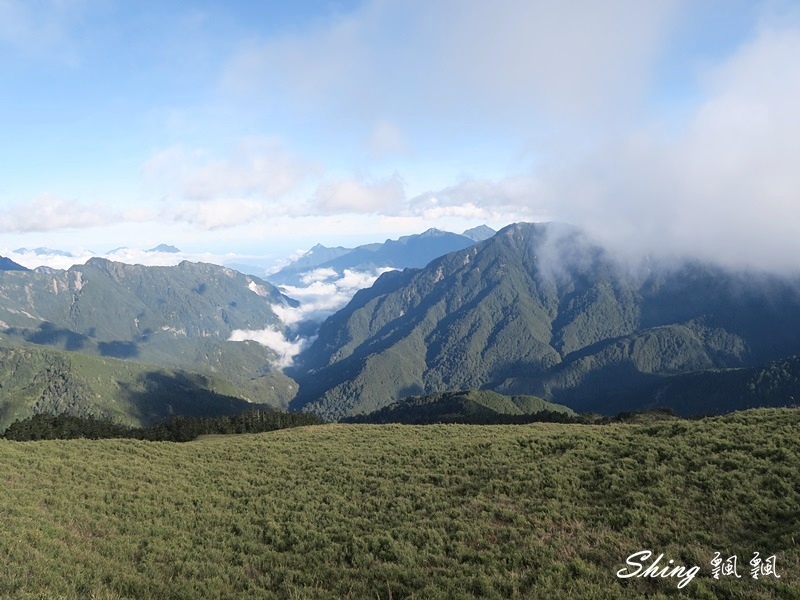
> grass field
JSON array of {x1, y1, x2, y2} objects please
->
[{"x1": 1, "y1": 409, "x2": 798, "y2": 599}]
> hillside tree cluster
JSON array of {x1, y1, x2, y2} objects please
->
[{"x1": 2, "y1": 409, "x2": 324, "y2": 442}]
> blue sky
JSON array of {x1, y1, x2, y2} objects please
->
[{"x1": 2, "y1": 0, "x2": 799, "y2": 270}]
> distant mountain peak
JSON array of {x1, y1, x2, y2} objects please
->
[
  {"x1": 147, "y1": 244, "x2": 181, "y2": 253},
  {"x1": 462, "y1": 225, "x2": 496, "y2": 242},
  {"x1": 419, "y1": 227, "x2": 446, "y2": 237},
  {"x1": 13, "y1": 247, "x2": 74, "y2": 257}
]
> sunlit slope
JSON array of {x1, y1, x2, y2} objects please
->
[
  {"x1": 1, "y1": 409, "x2": 797, "y2": 599},
  {"x1": 0, "y1": 343, "x2": 274, "y2": 432},
  {"x1": 0, "y1": 259, "x2": 298, "y2": 409}
]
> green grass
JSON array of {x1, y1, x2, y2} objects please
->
[{"x1": 1, "y1": 409, "x2": 798, "y2": 599}]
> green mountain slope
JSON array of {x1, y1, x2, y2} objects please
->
[
  {"x1": 291, "y1": 222, "x2": 800, "y2": 419},
  {"x1": 0, "y1": 258, "x2": 299, "y2": 409},
  {"x1": 0, "y1": 343, "x2": 269, "y2": 432},
  {"x1": 343, "y1": 389, "x2": 575, "y2": 424},
  {"x1": 596, "y1": 355, "x2": 800, "y2": 416},
  {"x1": 0, "y1": 258, "x2": 290, "y2": 341}
]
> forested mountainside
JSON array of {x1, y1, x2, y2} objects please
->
[
  {"x1": 0, "y1": 258, "x2": 298, "y2": 414},
  {"x1": 0, "y1": 343, "x2": 264, "y2": 432},
  {"x1": 3, "y1": 223, "x2": 800, "y2": 425},
  {"x1": 290, "y1": 222, "x2": 800, "y2": 419}
]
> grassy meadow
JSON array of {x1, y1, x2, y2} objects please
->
[{"x1": 1, "y1": 409, "x2": 798, "y2": 599}]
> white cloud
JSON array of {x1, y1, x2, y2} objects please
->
[
  {"x1": 300, "y1": 268, "x2": 339, "y2": 285},
  {"x1": 407, "y1": 176, "x2": 547, "y2": 222},
  {"x1": 140, "y1": 138, "x2": 327, "y2": 230},
  {"x1": 143, "y1": 137, "x2": 315, "y2": 204},
  {"x1": 337, "y1": 268, "x2": 391, "y2": 292},
  {"x1": 167, "y1": 199, "x2": 270, "y2": 230},
  {"x1": 416, "y1": 203, "x2": 495, "y2": 221},
  {"x1": 3, "y1": 244, "x2": 272, "y2": 272},
  {"x1": 313, "y1": 174, "x2": 405, "y2": 214},
  {"x1": 228, "y1": 328, "x2": 309, "y2": 368},
  {"x1": 4, "y1": 249, "x2": 88, "y2": 271},
  {"x1": 428, "y1": 0, "x2": 682, "y2": 121},
  {"x1": 277, "y1": 267, "x2": 395, "y2": 324},
  {"x1": 220, "y1": 0, "x2": 682, "y2": 128},
  {"x1": 265, "y1": 248, "x2": 314, "y2": 275},
  {"x1": 8, "y1": 0, "x2": 796, "y2": 277},
  {"x1": 229, "y1": 266, "x2": 393, "y2": 367},
  {"x1": 0, "y1": 195, "x2": 116, "y2": 233},
  {"x1": 543, "y1": 19, "x2": 800, "y2": 271}
]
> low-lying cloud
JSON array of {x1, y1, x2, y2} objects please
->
[
  {"x1": 228, "y1": 328, "x2": 309, "y2": 369},
  {"x1": 3, "y1": 245, "x2": 280, "y2": 274},
  {"x1": 279, "y1": 267, "x2": 396, "y2": 318},
  {"x1": 229, "y1": 266, "x2": 395, "y2": 367}
]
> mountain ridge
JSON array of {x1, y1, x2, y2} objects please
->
[
  {"x1": 342, "y1": 389, "x2": 575, "y2": 424},
  {"x1": 268, "y1": 227, "x2": 489, "y2": 285},
  {"x1": 0, "y1": 257, "x2": 299, "y2": 409},
  {"x1": 5, "y1": 221, "x2": 800, "y2": 425},
  {"x1": 290, "y1": 222, "x2": 800, "y2": 419}
]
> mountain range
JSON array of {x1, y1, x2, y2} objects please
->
[
  {"x1": 289, "y1": 222, "x2": 800, "y2": 419},
  {"x1": 2, "y1": 222, "x2": 800, "y2": 427},
  {"x1": 268, "y1": 226, "x2": 495, "y2": 285},
  {"x1": 0, "y1": 258, "x2": 298, "y2": 426},
  {"x1": 13, "y1": 247, "x2": 74, "y2": 258}
]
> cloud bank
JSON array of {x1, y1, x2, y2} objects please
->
[
  {"x1": 229, "y1": 266, "x2": 395, "y2": 367},
  {"x1": 228, "y1": 328, "x2": 308, "y2": 369},
  {"x1": 542, "y1": 19, "x2": 800, "y2": 272},
  {"x1": 0, "y1": 195, "x2": 120, "y2": 233}
]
